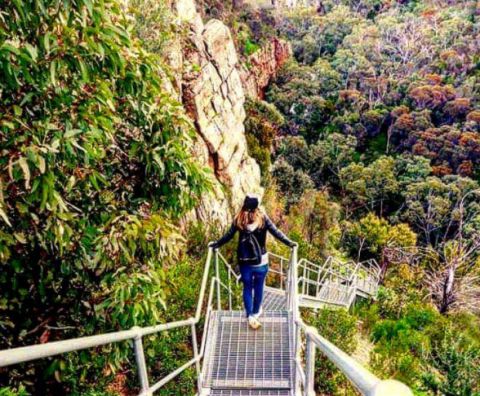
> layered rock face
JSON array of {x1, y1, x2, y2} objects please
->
[
  {"x1": 240, "y1": 37, "x2": 292, "y2": 98},
  {"x1": 174, "y1": 0, "x2": 263, "y2": 224},
  {"x1": 169, "y1": 0, "x2": 292, "y2": 226}
]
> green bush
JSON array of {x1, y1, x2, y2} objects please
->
[
  {"x1": 272, "y1": 159, "x2": 314, "y2": 207},
  {"x1": 244, "y1": 98, "x2": 285, "y2": 183},
  {"x1": 246, "y1": 133, "x2": 272, "y2": 181},
  {"x1": 369, "y1": 308, "x2": 434, "y2": 385},
  {"x1": 0, "y1": 0, "x2": 208, "y2": 392},
  {"x1": 422, "y1": 326, "x2": 480, "y2": 396},
  {"x1": 305, "y1": 309, "x2": 358, "y2": 395},
  {"x1": 244, "y1": 38, "x2": 261, "y2": 56},
  {"x1": 0, "y1": 387, "x2": 29, "y2": 396},
  {"x1": 362, "y1": 295, "x2": 480, "y2": 394}
]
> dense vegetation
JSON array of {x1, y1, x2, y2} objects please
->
[
  {"x1": 249, "y1": 0, "x2": 480, "y2": 394},
  {"x1": 0, "y1": 0, "x2": 209, "y2": 393}
]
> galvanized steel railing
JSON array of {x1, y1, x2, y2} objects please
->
[
  {"x1": 0, "y1": 247, "x2": 287, "y2": 395},
  {"x1": 298, "y1": 255, "x2": 382, "y2": 309},
  {"x1": 0, "y1": 245, "x2": 411, "y2": 396},
  {"x1": 288, "y1": 247, "x2": 412, "y2": 396},
  {"x1": 0, "y1": 248, "x2": 230, "y2": 396}
]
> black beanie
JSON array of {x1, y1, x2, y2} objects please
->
[{"x1": 243, "y1": 195, "x2": 259, "y2": 211}]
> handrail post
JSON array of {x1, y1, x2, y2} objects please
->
[
  {"x1": 287, "y1": 246, "x2": 298, "y2": 311},
  {"x1": 191, "y1": 323, "x2": 202, "y2": 393},
  {"x1": 132, "y1": 327, "x2": 150, "y2": 395},
  {"x1": 305, "y1": 333, "x2": 316, "y2": 396},
  {"x1": 228, "y1": 268, "x2": 232, "y2": 310},
  {"x1": 287, "y1": 245, "x2": 301, "y2": 394},
  {"x1": 214, "y1": 248, "x2": 221, "y2": 310}
]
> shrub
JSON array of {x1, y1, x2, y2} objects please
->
[
  {"x1": 244, "y1": 38, "x2": 261, "y2": 56},
  {"x1": 0, "y1": 0, "x2": 208, "y2": 392},
  {"x1": 287, "y1": 190, "x2": 340, "y2": 257},
  {"x1": 369, "y1": 307, "x2": 434, "y2": 384},
  {"x1": 423, "y1": 326, "x2": 480, "y2": 395},
  {"x1": 305, "y1": 309, "x2": 358, "y2": 394},
  {"x1": 244, "y1": 99, "x2": 285, "y2": 182},
  {"x1": 0, "y1": 387, "x2": 29, "y2": 396},
  {"x1": 271, "y1": 160, "x2": 314, "y2": 207}
]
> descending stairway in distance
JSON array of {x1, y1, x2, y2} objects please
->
[{"x1": 297, "y1": 257, "x2": 381, "y2": 310}]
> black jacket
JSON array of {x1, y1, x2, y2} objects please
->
[{"x1": 211, "y1": 215, "x2": 294, "y2": 265}]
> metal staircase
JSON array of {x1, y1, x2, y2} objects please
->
[
  {"x1": 298, "y1": 257, "x2": 381, "y2": 310},
  {"x1": 0, "y1": 246, "x2": 410, "y2": 396}
]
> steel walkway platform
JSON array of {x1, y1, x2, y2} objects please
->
[
  {"x1": 201, "y1": 311, "x2": 294, "y2": 395},
  {"x1": 262, "y1": 287, "x2": 287, "y2": 311},
  {"x1": 209, "y1": 391, "x2": 291, "y2": 395}
]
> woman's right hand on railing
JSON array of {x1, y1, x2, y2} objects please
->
[{"x1": 208, "y1": 241, "x2": 218, "y2": 250}]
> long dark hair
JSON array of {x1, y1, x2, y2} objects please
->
[{"x1": 234, "y1": 207, "x2": 265, "y2": 230}]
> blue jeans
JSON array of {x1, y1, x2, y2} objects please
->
[{"x1": 240, "y1": 264, "x2": 268, "y2": 317}]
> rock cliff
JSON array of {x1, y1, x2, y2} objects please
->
[
  {"x1": 174, "y1": 0, "x2": 262, "y2": 224},
  {"x1": 240, "y1": 37, "x2": 292, "y2": 98},
  {"x1": 169, "y1": 0, "x2": 290, "y2": 225}
]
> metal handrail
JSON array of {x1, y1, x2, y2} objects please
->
[
  {"x1": 286, "y1": 248, "x2": 412, "y2": 396},
  {"x1": 1, "y1": 245, "x2": 412, "y2": 396},
  {"x1": 298, "y1": 256, "x2": 382, "y2": 302}
]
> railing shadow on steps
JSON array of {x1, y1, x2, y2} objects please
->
[{"x1": 0, "y1": 246, "x2": 412, "y2": 396}]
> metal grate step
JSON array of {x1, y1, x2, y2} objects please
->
[
  {"x1": 317, "y1": 280, "x2": 355, "y2": 307},
  {"x1": 202, "y1": 311, "x2": 293, "y2": 389},
  {"x1": 210, "y1": 390, "x2": 291, "y2": 395},
  {"x1": 262, "y1": 287, "x2": 287, "y2": 311}
]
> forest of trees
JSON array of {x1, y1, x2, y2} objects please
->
[
  {"x1": 1, "y1": 0, "x2": 480, "y2": 395},
  {"x1": 242, "y1": 0, "x2": 480, "y2": 394}
]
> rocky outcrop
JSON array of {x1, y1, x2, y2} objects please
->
[
  {"x1": 240, "y1": 37, "x2": 292, "y2": 98},
  {"x1": 172, "y1": 0, "x2": 263, "y2": 224}
]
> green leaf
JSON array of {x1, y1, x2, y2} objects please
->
[
  {"x1": 43, "y1": 32, "x2": 51, "y2": 54},
  {"x1": 18, "y1": 157, "x2": 31, "y2": 189},
  {"x1": 82, "y1": 0, "x2": 93, "y2": 15},
  {"x1": 1, "y1": 42, "x2": 20, "y2": 56},
  {"x1": 0, "y1": 208, "x2": 11, "y2": 227},
  {"x1": 13, "y1": 105, "x2": 22, "y2": 116},
  {"x1": 64, "y1": 128, "x2": 82, "y2": 139},
  {"x1": 14, "y1": 232, "x2": 27, "y2": 244},
  {"x1": 50, "y1": 60, "x2": 57, "y2": 85},
  {"x1": 20, "y1": 92, "x2": 34, "y2": 106},
  {"x1": 1, "y1": 120, "x2": 15, "y2": 129},
  {"x1": 24, "y1": 43, "x2": 38, "y2": 62},
  {"x1": 78, "y1": 59, "x2": 89, "y2": 82},
  {"x1": 37, "y1": 155, "x2": 46, "y2": 173}
]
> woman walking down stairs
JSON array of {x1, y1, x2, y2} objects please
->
[{"x1": 209, "y1": 194, "x2": 297, "y2": 330}]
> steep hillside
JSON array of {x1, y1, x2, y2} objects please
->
[{"x1": 250, "y1": 1, "x2": 480, "y2": 394}]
